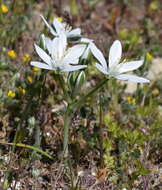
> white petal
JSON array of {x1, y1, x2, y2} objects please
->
[
  {"x1": 63, "y1": 44, "x2": 86, "y2": 64},
  {"x1": 80, "y1": 38, "x2": 93, "y2": 43},
  {"x1": 90, "y1": 43, "x2": 107, "y2": 70},
  {"x1": 31, "y1": 61, "x2": 53, "y2": 70},
  {"x1": 62, "y1": 65, "x2": 87, "y2": 72},
  {"x1": 53, "y1": 18, "x2": 64, "y2": 34},
  {"x1": 67, "y1": 28, "x2": 81, "y2": 37},
  {"x1": 44, "y1": 37, "x2": 53, "y2": 54},
  {"x1": 109, "y1": 40, "x2": 122, "y2": 67},
  {"x1": 34, "y1": 44, "x2": 51, "y2": 66},
  {"x1": 51, "y1": 37, "x2": 59, "y2": 58},
  {"x1": 115, "y1": 74, "x2": 150, "y2": 83},
  {"x1": 96, "y1": 63, "x2": 109, "y2": 75},
  {"x1": 119, "y1": 60, "x2": 144, "y2": 73},
  {"x1": 51, "y1": 33, "x2": 67, "y2": 60},
  {"x1": 58, "y1": 33, "x2": 67, "y2": 59},
  {"x1": 40, "y1": 15, "x2": 56, "y2": 36}
]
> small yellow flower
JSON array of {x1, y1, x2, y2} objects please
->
[
  {"x1": 126, "y1": 96, "x2": 136, "y2": 105},
  {"x1": 1, "y1": 4, "x2": 8, "y2": 13},
  {"x1": 152, "y1": 88, "x2": 159, "y2": 95},
  {"x1": 146, "y1": 52, "x2": 153, "y2": 62},
  {"x1": 21, "y1": 53, "x2": 31, "y2": 63},
  {"x1": 7, "y1": 50, "x2": 17, "y2": 59},
  {"x1": 7, "y1": 90, "x2": 16, "y2": 98},
  {"x1": 27, "y1": 76, "x2": 33, "y2": 83},
  {"x1": 18, "y1": 87, "x2": 26, "y2": 95},
  {"x1": 149, "y1": 1, "x2": 159, "y2": 11},
  {"x1": 32, "y1": 66, "x2": 40, "y2": 72},
  {"x1": 118, "y1": 28, "x2": 129, "y2": 40}
]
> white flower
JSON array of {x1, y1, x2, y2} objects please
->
[
  {"x1": 31, "y1": 33, "x2": 87, "y2": 72},
  {"x1": 41, "y1": 15, "x2": 81, "y2": 39},
  {"x1": 90, "y1": 40, "x2": 150, "y2": 83}
]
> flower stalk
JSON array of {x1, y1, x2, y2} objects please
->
[
  {"x1": 71, "y1": 78, "x2": 109, "y2": 110},
  {"x1": 63, "y1": 77, "x2": 109, "y2": 158},
  {"x1": 63, "y1": 106, "x2": 73, "y2": 158}
]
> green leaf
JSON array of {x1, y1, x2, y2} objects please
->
[
  {"x1": 130, "y1": 148, "x2": 141, "y2": 159},
  {"x1": 0, "y1": 141, "x2": 54, "y2": 160}
]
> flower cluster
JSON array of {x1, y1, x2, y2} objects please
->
[{"x1": 31, "y1": 15, "x2": 149, "y2": 83}]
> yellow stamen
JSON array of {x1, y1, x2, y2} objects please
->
[{"x1": 56, "y1": 17, "x2": 63, "y2": 22}]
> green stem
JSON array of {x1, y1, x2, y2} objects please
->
[
  {"x1": 57, "y1": 74, "x2": 71, "y2": 102},
  {"x1": 63, "y1": 107, "x2": 73, "y2": 158},
  {"x1": 70, "y1": 0, "x2": 79, "y2": 16},
  {"x1": 0, "y1": 141, "x2": 54, "y2": 160},
  {"x1": 0, "y1": 0, "x2": 3, "y2": 23},
  {"x1": 71, "y1": 78, "x2": 109, "y2": 110},
  {"x1": 63, "y1": 77, "x2": 109, "y2": 159},
  {"x1": 32, "y1": 73, "x2": 46, "y2": 157},
  {"x1": 12, "y1": 102, "x2": 31, "y2": 151}
]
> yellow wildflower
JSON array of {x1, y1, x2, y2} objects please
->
[
  {"x1": 7, "y1": 90, "x2": 16, "y2": 98},
  {"x1": 7, "y1": 50, "x2": 17, "y2": 59},
  {"x1": 118, "y1": 28, "x2": 129, "y2": 40},
  {"x1": 18, "y1": 87, "x2": 26, "y2": 95},
  {"x1": 32, "y1": 66, "x2": 40, "y2": 72},
  {"x1": 21, "y1": 53, "x2": 31, "y2": 63},
  {"x1": 1, "y1": 4, "x2": 8, "y2": 13},
  {"x1": 149, "y1": 1, "x2": 159, "y2": 11},
  {"x1": 27, "y1": 76, "x2": 33, "y2": 83},
  {"x1": 146, "y1": 52, "x2": 153, "y2": 62},
  {"x1": 126, "y1": 96, "x2": 136, "y2": 105},
  {"x1": 152, "y1": 88, "x2": 159, "y2": 96}
]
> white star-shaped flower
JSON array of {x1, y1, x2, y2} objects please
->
[
  {"x1": 90, "y1": 40, "x2": 150, "y2": 83},
  {"x1": 41, "y1": 15, "x2": 81, "y2": 39},
  {"x1": 31, "y1": 33, "x2": 87, "y2": 72}
]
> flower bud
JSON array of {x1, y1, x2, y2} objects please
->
[
  {"x1": 75, "y1": 70, "x2": 86, "y2": 92},
  {"x1": 68, "y1": 70, "x2": 86, "y2": 96}
]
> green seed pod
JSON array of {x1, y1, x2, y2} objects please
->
[
  {"x1": 39, "y1": 34, "x2": 46, "y2": 51},
  {"x1": 75, "y1": 70, "x2": 86, "y2": 93}
]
